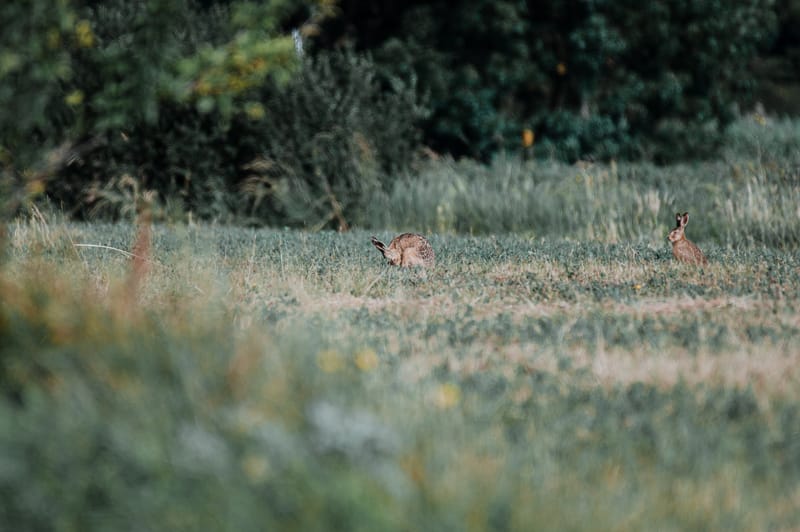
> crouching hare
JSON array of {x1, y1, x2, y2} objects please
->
[{"x1": 371, "y1": 233, "x2": 435, "y2": 268}]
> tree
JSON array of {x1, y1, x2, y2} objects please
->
[
  {"x1": 1, "y1": 0, "x2": 330, "y2": 224},
  {"x1": 314, "y1": 0, "x2": 777, "y2": 161}
]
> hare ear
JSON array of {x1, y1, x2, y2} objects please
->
[
  {"x1": 371, "y1": 236, "x2": 386, "y2": 253},
  {"x1": 675, "y1": 212, "x2": 683, "y2": 226},
  {"x1": 681, "y1": 212, "x2": 689, "y2": 226}
]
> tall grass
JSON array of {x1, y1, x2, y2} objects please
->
[{"x1": 370, "y1": 116, "x2": 800, "y2": 247}]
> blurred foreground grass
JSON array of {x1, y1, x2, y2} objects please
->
[{"x1": 1, "y1": 218, "x2": 799, "y2": 530}]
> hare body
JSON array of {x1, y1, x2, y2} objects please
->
[
  {"x1": 668, "y1": 212, "x2": 707, "y2": 265},
  {"x1": 371, "y1": 233, "x2": 435, "y2": 268}
]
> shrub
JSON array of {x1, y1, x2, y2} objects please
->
[
  {"x1": 241, "y1": 51, "x2": 426, "y2": 229},
  {"x1": 2, "y1": 0, "x2": 334, "y2": 224}
]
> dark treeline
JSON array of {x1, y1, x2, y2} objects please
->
[
  {"x1": 0, "y1": 0, "x2": 797, "y2": 227},
  {"x1": 316, "y1": 0, "x2": 787, "y2": 161}
]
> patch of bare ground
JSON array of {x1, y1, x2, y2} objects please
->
[
  {"x1": 581, "y1": 346, "x2": 800, "y2": 401},
  {"x1": 297, "y1": 291, "x2": 774, "y2": 321},
  {"x1": 432, "y1": 342, "x2": 800, "y2": 403},
  {"x1": 609, "y1": 295, "x2": 762, "y2": 315}
]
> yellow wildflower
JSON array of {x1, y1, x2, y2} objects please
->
[
  {"x1": 75, "y1": 20, "x2": 94, "y2": 48},
  {"x1": 354, "y1": 348, "x2": 379, "y2": 372},
  {"x1": 433, "y1": 383, "x2": 461, "y2": 410},
  {"x1": 65, "y1": 90, "x2": 84, "y2": 106},
  {"x1": 244, "y1": 102, "x2": 265, "y2": 121},
  {"x1": 556, "y1": 62, "x2": 567, "y2": 76},
  {"x1": 241, "y1": 454, "x2": 270, "y2": 484},
  {"x1": 521, "y1": 129, "x2": 534, "y2": 148},
  {"x1": 26, "y1": 179, "x2": 45, "y2": 196}
]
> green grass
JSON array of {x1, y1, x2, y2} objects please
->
[
  {"x1": 365, "y1": 116, "x2": 800, "y2": 247},
  {"x1": 2, "y1": 217, "x2": 799, "y2": 530}
]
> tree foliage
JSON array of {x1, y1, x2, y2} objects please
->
[
  {"x1": 316, "y1": 0, "x2": 777, "y2": 161},
  {"x1": 0, "y1": 0, "x2": 344, "y2": 222}
]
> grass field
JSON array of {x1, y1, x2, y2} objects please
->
[{"x1": 2, "y1": 214, "x2": 799, "y2": 530}]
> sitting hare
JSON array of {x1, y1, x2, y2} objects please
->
[
  {"x1": 668, "y1": 212, "x2": 707, "y2": 265},
  {"x1": 371, "y1": 233, "x2": 435, "y2": 268}
]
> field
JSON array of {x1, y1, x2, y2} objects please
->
[{"x1": 2, "y1": 209, "x2": 799, "y2": 530}]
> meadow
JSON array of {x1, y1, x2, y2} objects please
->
[{"x1": 1, "y1": 200, "x2": 799, "y2": 529}]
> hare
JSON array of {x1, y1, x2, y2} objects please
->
[
  {"x1": 668, "y1": 212, "x2": 707, "y2": 265},
  {"x1": 371, "y1": 233, "x2": 435, "y2": 268}
]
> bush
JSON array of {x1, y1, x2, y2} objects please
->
[
  {"x1": 2, "y1": 0, "x2": 335, "y2": 224},
  {"x1": 240, "y1": 51, "x2": 426, "y2": 229}
]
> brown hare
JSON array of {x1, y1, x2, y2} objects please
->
[
  {"x1": 668, "y1": 212, "x2": 707, "y2": 265},
  {"x1": 371, "y1": 233, "x2": 435, "y2": 268}
]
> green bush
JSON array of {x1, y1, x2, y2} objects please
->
[
  {"x1": 51, "y1": 100, "x2": 250, "y2": 222},
  {"x1": 0, "y1": 1, "x2": 77, "y2": 170},
  {"x1": 240, "y1": 51, "x2": 426, "y2": 229},
  {"x1": 1, "y1": 0, "x2": 329, "y2": 223},
  {"x1": 46, "y1": 50, "x2": 425, "y2": 227}
]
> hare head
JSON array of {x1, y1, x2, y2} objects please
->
[
  {"x1": 371, "y1": 236, "x2": 401, "y2": 265},
  {"x1": 667, "y1": 212, "x2": 689, "y2": 244}
]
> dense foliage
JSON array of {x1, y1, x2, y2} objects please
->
[
  {"x1": 0, "y1": 0, "x2": 797, "y2": 228},
  {"x1": 1, "y1": 0, "x2": 423, "y2": 227},
  {"x1": 316, "y1": 0, "x2": 778, "y2": 161}
]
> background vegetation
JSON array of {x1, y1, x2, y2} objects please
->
[
  {"x1": 372, "y1": 116, "x2": 800, "y2": 247},
  {"x1": 1, "y1": 0, "x2": 799, "y2": 229}
]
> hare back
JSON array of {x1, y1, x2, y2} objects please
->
[
  {"x1": 390, "y1": 233, "x2": 435, "y2": 267},
  {"x1": 389, "y1": 233, "x2": 431, "y2": 248}
]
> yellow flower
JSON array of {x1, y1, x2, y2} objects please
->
[
  {"x1": 433, "y1": 383, "x2": 461, "y2": 410},
  {"x1": 26, "y1": 179, "x2": 45, "y2": 196},
  {"x1": 354, "y1": 348, "x2": 379, "y2": 372},
  {"x1": 633, "y1": 283, "x2": 642, "y2": 291},
  {"x1": 241, "y1": 454, "x2": 270, "y2": 484},
  {"x1": 317, "y1": 349, "x2": 344, "y2": 373},
  {"x1": 244, "y1": 102, "x2": 265, "y2": 121},
  {"x1": 65, "y1": 90, "x2": 84, "y2": 106},
  {"x1": 556, "y1": 62, "x2": 567, "y2": 76},
  {"x1": 75, "y1": 20, "x2": 94, "y2": 48},
  {"x1": 521, "y1": 129, "x2": 534, "y2": 148}
]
